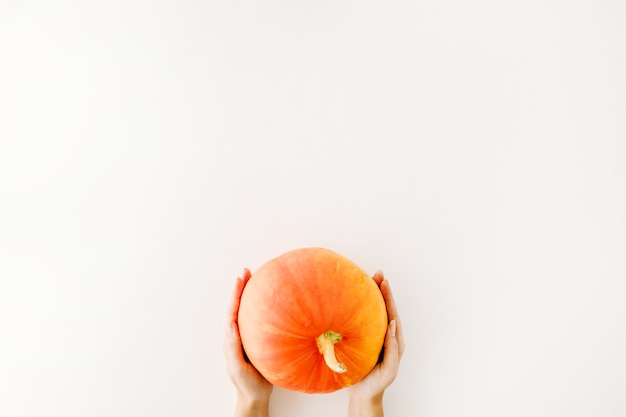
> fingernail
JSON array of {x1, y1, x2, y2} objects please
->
[{"x1": 390, "y1": 319, "x2": 396, "y2": 337}]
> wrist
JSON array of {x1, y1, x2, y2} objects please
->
[
  {"x1": 234, "y1": 393, "x2": 270, "y2": 417},
  {"x1": 347, "y1": 393, "x2": 384, "y2": 417}
]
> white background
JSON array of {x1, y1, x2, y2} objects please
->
[{"x1": 1, "y1": 1, "x2": 625, "y2": 416}]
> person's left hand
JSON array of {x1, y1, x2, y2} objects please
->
[
  {"x1": 348, "y1": 271, "x2": 405, "y2": 403},
  {"x1": 223, "y1": 269, "x2": 273, "y2": 408}
]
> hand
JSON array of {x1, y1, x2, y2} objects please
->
[
  {"x1": 223, "y1": 269, "x2": 273, "y2": 417},
  {"x1": 347, "y1": 271, "x2": 405, "y2": 417}
]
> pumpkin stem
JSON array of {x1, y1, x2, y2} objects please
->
[{"x1": 316, "y1": 330, "x2": 347, "y2": 373}]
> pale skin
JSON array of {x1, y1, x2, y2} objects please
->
[{"x1": 223, "y1": 269, "x2": 405, "y2": 417}]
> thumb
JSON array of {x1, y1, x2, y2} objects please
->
[
  {"x1": 381, "y1": 320, "x2": 399, "y2": 374},
  {"x1": 223, "y1": 321, "x2": 245, "y2": 366}
]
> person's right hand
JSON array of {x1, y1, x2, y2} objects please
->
[{"x1": 223, "y1": 269, "x2": 273, "y2": 417}]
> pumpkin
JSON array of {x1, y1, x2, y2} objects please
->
[{"x1": 237, "y1": 247, "x2": 388, "y2": 393}]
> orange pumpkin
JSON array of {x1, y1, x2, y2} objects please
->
[{"x1": 237, "y1": 247, "x2": 388, "y2": 393}]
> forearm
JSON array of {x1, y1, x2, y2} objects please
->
[{"x1": 347, "y1": 393, "x2": 384, "y2": 417}]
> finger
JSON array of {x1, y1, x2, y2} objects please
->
[
  {"x1": 227, "y1": 276, "x2": 246, "y2": 324},
  {"x1": 381, "y1": 320, "x2": 400, "y2": 376},
  {"x1": 372, "y1": 270, "x2": 384, "y2": 287},
  {"x1": 380, "y1": 280, "x2": 405, "y2": 357},
  {"x1": 223, "y1": 321, "x2": 246, "y2": 370},
  {"x1": 242, "y1": 268, "x2": 252, "y2": 285},
  {"x1": 379, "y1": 280, "x2": 399, "y2": 321}
]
